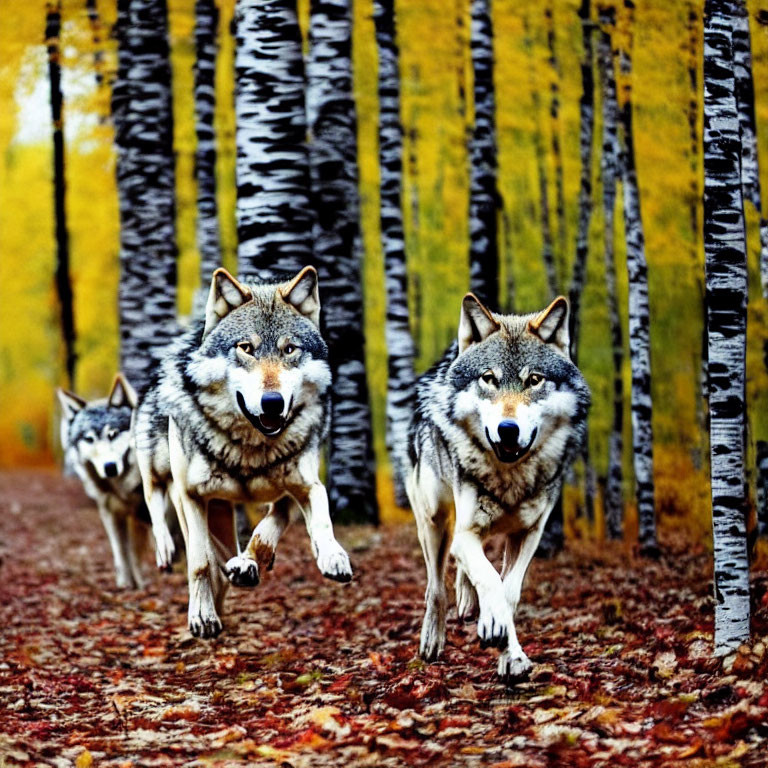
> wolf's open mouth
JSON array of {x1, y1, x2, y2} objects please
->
[
  {"x1": 236, "y1": 392, "x2": 286, "y2": 437},
  {"x1": 486, "y1": 427, "x2": 537, "y2": 464}
]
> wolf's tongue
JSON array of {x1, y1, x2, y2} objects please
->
[{"x1": 260, "y1": 413, "x2": 282, "y2": 432}]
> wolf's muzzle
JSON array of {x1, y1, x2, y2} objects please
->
[
  {"x1": 236, "y1": 391, "x2": 288, "y2": 437},
  {"x1": 486, "y1": 422, "x2": 538, "y2": 464}
]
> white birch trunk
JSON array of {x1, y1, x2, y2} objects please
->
[
  {"x1": 307, "y1": 0, "x2": 378, "y2": 523},
  {"x1": 703, "y1": 0, "x2": 751, "y2": 655},
  {"x1": 374, "y1": 0, "x2": 416, "y2": 508}
]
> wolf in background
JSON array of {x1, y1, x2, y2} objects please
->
[
  {"x1": 58, "y1": 374, "x2": 150, "y2": 589},
  {"x1": 134, "y1": 266, "x2": 352, "y2": 638},
  {"x1": 402, "y1": 293, "x2": 590, "y2": 683}
]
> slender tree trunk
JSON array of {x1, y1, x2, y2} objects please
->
[
  {"x1": 618, "y1": 1, "x2": 657, "y2": 555},
  {"x1": 757, "y1": 441, "x2": 768, "y2": 537},
  {"x1": 374, "y1": 0, "x2": 416, "y2": 508},
  {"x1": 194, "y1": 0, "x2": 221, "y2": 286},
  {"x1": 234, "y1": 0, "x2": 313, "y2": 280},
  {"x1": 703, "y1": 0, "x2": 751, "y2": 655},
  {"x1": 568, "y1": 0, "x2": 595, "y2": 362},
  {"x1": 546, "y1": 1, "x2": 567, "y2": 282},
  {"x1": 524, "y1": 15, "x2": 558, "y2": 299},
  {"x1": 46, "y1": 1, "x2": 76, "y2": 388},
  {"x1": 113, "y1": 0, "x2": 178, "y2": 395},
  {"x1": 467, "y1": 0, "x2": 499, "y2": 307},
  {"x1": 502, "y1": 208, "x2": 515, "y2": 313},
  {"x1": 597, "y1": 8, "x2": 624, "y2": 540},
  {"x1": 307, "y1": 0, "x2": 378, "y2": 523},
  {"x1": 731, "y1": 0, "x2": 768, "y2": 301}
]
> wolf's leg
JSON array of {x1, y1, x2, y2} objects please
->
[
  {"x1": 451, "y1": 483, "x2": 510, "y2": 650},
  {"x1": 147, "y1": 485, "x2": 175, "y2": 571},
  {"x1": 97, "y1": 502, "x2": 135, "y2": 589},
  {"x1": 407, "y1": 464, "x2": 449, "y2": 662},
  {"x1": 455, "y1": 565, "x2": 478, "y2": 622},
  {"x1": 168, "y1": 420, "x2": 224, "y2": 639},
  {"x1": 226, "y1": 498, "x2": 291, "y2": 588},
  {"x1": 136, "y1": 447, "x2": 176, "y2": 570},
  {"x1": 497, "y1": 510, "x2": 550, "y2": 683},
  {"x1": 295, "y1": 452, "x2": 352, "y2": 582},
  {"x1": 127, "y1": 516, "x2": 148, "y2": 589}
]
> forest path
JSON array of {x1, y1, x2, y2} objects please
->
[{"x1": 0, "y1": 470, "x2": 766, "y2": 767}]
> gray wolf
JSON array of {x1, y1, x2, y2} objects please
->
[
  {"x1": 133, "y1": 266, "x2": 352, "y2": 638},
  {"x1": 58, "y1": 374, "x2": 149, "y2": 589},
  {"x1": 402, "y1": 293, "x2": 590, "y2": 683}
]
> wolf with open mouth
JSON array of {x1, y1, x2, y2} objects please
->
[
  {"x1": 401, "y1": 293, "x2": 590, "y2": 683},
  {"x1": 133, "y1": 266, "x2": 352, "y2": 638}
]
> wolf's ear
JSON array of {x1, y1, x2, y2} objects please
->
[
  {"x1": 458, "y1": 293, "x2": 500, "y2": 353},
  {"x1": 57, "y1": 389, "x2": 86, "y2": 422},
  {"x1": 108, "y1": 373, "x2": 137, "y2": 409},
  {"x1": 528, "y1": 296, "x2": 570, "y2": 357},
  {"x1": 279, "y1": 266, "x2": 320, "y2": 327},
  {"x1": 204, "y1": 268, "x2": 252, "y2": 340}
]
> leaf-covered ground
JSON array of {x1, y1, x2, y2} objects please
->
[{"x1": 1, "y1": 470, "x2": 768, "y2": 767}]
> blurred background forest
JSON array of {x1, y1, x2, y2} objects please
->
[{"x1": 2, "y1": 0, "x2": 768, "y2": 533}]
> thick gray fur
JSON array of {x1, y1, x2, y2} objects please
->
[{"x1": 402, "y1": 294, "x2": 590, "y2": 684}]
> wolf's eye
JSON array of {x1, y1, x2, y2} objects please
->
[
  {"x1": 83, "y1": 434, "x2": 95, "y2": 444},
  {"x1": 527, "y1": 373, "x2": 545, "y2": 388},
  {"x1": 107, "y1": 429, "x2": 118, "y2": 441},
  {"x1": 236, "y1": 341, "x2": 253, "y2": 356},
  {"x1": 480, "y1": 370, "x2": 498, "y2": 387},
  {"x1": 284, "y1": 343, "x2": 299, "y2": 356}
]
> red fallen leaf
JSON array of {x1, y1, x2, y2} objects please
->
[
  {"x1": 439, "y1": 716, "x2": 472, "y2": 730},
  {"x1": 676, "y1": 738, "x2": 704, "y2": 759},
  {"x1": 327, "y1": 674, "x2": 352, "y2": 693},
  {"x1": 651, "y1": 697, "x2": 690, "y2": 720},
  {"x1": 650, "y1": 722, "x2": 690, "y2": 744}
]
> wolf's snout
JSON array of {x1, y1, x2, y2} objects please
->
[
  {"x1": 497, "y1": 420, "x2": 520, "y2": 450},
  {"x1": 104, "y1": 461, "x2": 118, "y2": 478},
  {"x1": 261, "y1": 392, "x2": 285, "y2": 417}
]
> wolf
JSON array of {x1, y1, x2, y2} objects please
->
[
  {"x1": 402, "y1": 293, "x2": 590, "y2": 683},
  {"x1": 58, "y1": 374, "x2": 150, "y2": 589},
  {"x1": 133, "y1": 266, "x2": 353, "y2": 638}
]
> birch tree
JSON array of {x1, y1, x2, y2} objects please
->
[
  {"x1": 568, "y1": 0, "x2": 595, "y2": 361},
  {"x1": 194, "y1": 0, "x2": 221, "y2": 285},
  {"x1": 234, "y1": 0, "x2": 313, "y2": 280},
  {"x1": 703, "y1": 0, "x2": 751, "y2": 654},
  {"x1": 374, "y1": 0, "x2": 416, "y2": 508},
  {"x1": 307, "y1": 0, "x2": 378, "y2": 523},
  {"x1": 618, "y1": 0, "x2": 656, "y2": 555},
  {"x1": 597, "y1": 7, "x2": 624, "y2": 540},
  {"x1": 546, "y1": 1, "x2": 567, "y2": 276},
  {"x1": 46, "y1": 0, "x2": 76, "y2": 388},
  {"x1": 467, "y1": 0, "x2": 499, "y2": 307},
  {"x1": 112, "y1": 0, "x2": 178, "y2": 395}
]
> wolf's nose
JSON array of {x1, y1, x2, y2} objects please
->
[
  {"x1": 497, "y1": 420, "x2": 520, "y2": 449},
  {"x1": 104, "y1": 462, "x2": 118, "y2": 478},
  {"x1": 261, "y1": 392, "x2": 285, "y2": 417}
]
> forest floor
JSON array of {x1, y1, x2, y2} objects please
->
[{"x1": 1, "y1": 470, "x2": 768, "y2": 767}]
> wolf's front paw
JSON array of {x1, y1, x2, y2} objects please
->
[
  {"x1": 477, "y1": 602, "x2": 510, "y2": 649},
  {"x1": 225, "y1": 555, "x2": 259, "y2": 588},
  {"x1": 317, "y1": 545, "x2": 352, "y2": 583},
  {"x1": 154, "y1": 524, "x2": 176, "y2": 571},
  {"x1": 498, "y1": 649, "x2": 533, "y2": 684},
  {"x1": 188, "y1": 608, "x2": 223, "y2": 639}
]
